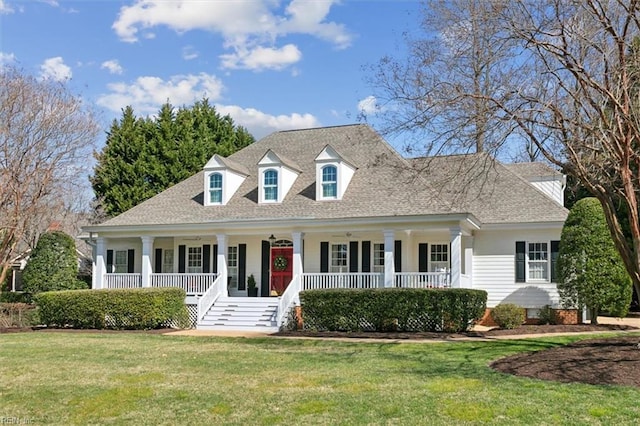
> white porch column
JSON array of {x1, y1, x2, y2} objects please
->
[
  {"x1": 292, "y1": 232, "x2": 304, "y2": 277},
  {"x1": 141, "y1": 236, "x2": 154, "y2": 288},
  {"x1": 95, "y1": 237, "x2": 106, "y2": 289},
  {"x1": 450, "y1": 227, "x2": 462, "y2": 288},
  {"x1": 383, "y1": 230, "x2": 395, "y2": 288},
  {"x1": 217, "y1": 233, "x2": 228, "y2": 297},
  {"x1": 463, "y1": 236, "x2": 474, "y2": 288}
]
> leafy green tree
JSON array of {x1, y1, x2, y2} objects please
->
[
  {"x1": 22, "y1": 231, "x2": 87, "y2": 294},
  {"x1": 557, "y1": 198, "x2": 632, "y2": 324},
  {"x1": 91, "y1": 99, "x2": 254, "y2": 217}
]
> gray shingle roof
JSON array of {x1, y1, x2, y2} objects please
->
[
  {"x1": 93, "y1": 125, "x2": 567, "y2": 229},
  {"x1": 411, "y1": 153, "x2": 568, "y2": 224},
  {"x1": 504, "y1": 162, "x2": 562, "y2": 180}
]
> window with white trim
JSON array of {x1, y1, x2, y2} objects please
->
[
  {"x1": 330, "y1": 243, "x2": 348, "y2": 273},
  {"x1": 528, "y1": 242, "x2": 548, "y2": 280},
  {"x1": 114, "y1": 250, "x2": 128, "y2": 273},
  {"x1": 264, "y1": 169, "x2": 278, "y2": 201},
  {"x1": 187, "y1": 247, "x2": 202, "y2": 273},
  {"x1": 209, "y1": 173, "x2": 222, "y2": 204},
  {"x1": 163, "y1": 249, "x2": 174, "y2": 273},
  {"x1": 228, "y1": 246, "x2": 238, "y2": 288},
  {"x1": 322, "y1": 165, "x2": 337, "y2": 198},
  {"x1": 430, "y1": 244, "x2": 448, "y2": 272},
  {"x1": 515, "y1": 240, "x2": 559, "y2": 283},
  {"x1": 373, "y1": 243, "x2": 384, "y2": 273}
]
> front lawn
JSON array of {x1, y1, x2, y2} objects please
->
[{"x1": 1, "y1": 332, "x2": 639, "y2": 425}]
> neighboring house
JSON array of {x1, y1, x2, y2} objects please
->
[
  {"x1": 82, "y1": 124, "x2": 568, "y2": 331},
  {"x1": 7, "y1": 249, "x2": 92, "y2": 292}
]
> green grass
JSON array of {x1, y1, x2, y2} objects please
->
[{"x1": 1, "y1": 332, "x2": 640, "y2": 425}]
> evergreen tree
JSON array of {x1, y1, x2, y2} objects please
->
[
  {"x1": 91, "y1": 99, "x2": 254, "y2": 217},
  {"x1": 557, "y1": 198, "x2": 632, "y2": 324},
  {"x1": 22, "y1": 231, "x2": 86, "y2": 294}
]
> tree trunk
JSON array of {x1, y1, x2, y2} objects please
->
[{"x1": 590, "y1": 307, "x2": 599, "y2": 325}]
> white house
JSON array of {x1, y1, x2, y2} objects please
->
[{"x1": 83, "y1": 124, "x2": 568, "y2": 331}]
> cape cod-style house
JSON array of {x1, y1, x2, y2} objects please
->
[{"x1": 82, "y1": 124, "x2": 568, "y2": 331}]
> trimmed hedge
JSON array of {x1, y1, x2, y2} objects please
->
[
  {"x1": 300, "y1": 288, "x2": 487, "y2": 333},
  {"x1": 35, "y1": 287, "x2": 190, "y2": 330},
  {"x1": 490, "y1": 303, "x2": 525, "y2": 329},
  {"x1": 0, "y1": 291, "x2": 32, "y2": 304}
]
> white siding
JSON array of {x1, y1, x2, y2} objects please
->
[
  {"x1": 531, "y1": 179, "x2": 564, "y2": 206},
  {"x1": 473, "y1": 228, "x2": 561, "y2": 308}
]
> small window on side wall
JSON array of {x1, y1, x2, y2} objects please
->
[{"x1": 209, "y1": 173, "x2": 222, "y2": 204}]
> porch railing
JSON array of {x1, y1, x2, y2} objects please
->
[
  {"x1": 394, "y1": 272, "x2": 450, "y2": 289},
  {"x1": 302, "y1": 272, "x2": 384, "y2": 290},
  {"x1": 197, "y1": 274, "x2": 225, "y2": 322},
  {"x1": 277, "y1": 274, "x2": 301, "y2": 327},
  {"x1": 150, "y1": 273, "x2": 218, "y2": 295},
  {"x1": 104, "y1": 273, "x2": 142, "y2": 289}
]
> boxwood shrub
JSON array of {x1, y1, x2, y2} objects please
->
[
  {"x1": 300, "y1": 288, "x2": 487, "y2": 332},
  {"x1": 35, "y1": 287, "x2": 190, "y2": 330}
]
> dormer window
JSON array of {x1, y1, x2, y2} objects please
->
[
  {"x1": 315, "y1": 145, "x2": 357, "y2": 201},
  {"x1": 264, "y1": 169, "x2": 278, "y2": 202},
  {"x1": 322, "y1": 165, "x2": 337, "y2": 198},
  {"x1": 257, "y1": 150, "x2": 301, "y2": 204},
  {"x1": 209, "y1": 173, "x2": 223, "y2": 204},
  {"x1": 203, "y1": 154, "x2": 249, "y2": 206}
]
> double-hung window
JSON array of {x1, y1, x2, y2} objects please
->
[
  {"x1": 187, "y1": 247, "x2": 202, "y2": 273},
  {"x1": 515, "y1": 241, "x2": 559, "y2": 282},
  {"x1": 330, "y1": 243, "x2": 348, "y2": 273},
  {"x1": 209, "y1": 173, "x2": 222, "y2": 204},
  {"x1": 430, "y1": 244, "x2": 449, "y2": 272},
  {"x1": 114, "y1": 250, "x2": 128, "y2": 273},
  {"x1": 373, "y1": 243, "x2": 384, "y2": 273},
  {"x1": 163, "y1": 249, "x2": 174, "y2": 273},
  {"x1": 322, "y1": 165, "x2": 337, "y2": 198},
  {"x1": 264, "y1": 170, "x2": 278, "y2": 201}
]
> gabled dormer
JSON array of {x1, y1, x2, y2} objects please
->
[
  {"x1": 315, "y1": 145, "x2": 357, "y2": 201},
  {"x1": 257, "y1": 150, "x2": 301, "y2": 204},
  {"x1": 203, "y1": 154, "x2": 249, "y2": 206}
]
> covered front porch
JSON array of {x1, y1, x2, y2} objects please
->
[{"x1": 86, "y1": 220, "x2": 476, "y2": 330}]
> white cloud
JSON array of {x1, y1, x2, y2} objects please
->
[
  {"x1": 96, "y1": 73, "x2": 225, "y2": 116},
  {"x1": 39, "y1": 57, "x2": 72, "y2": 81},
  {"x1": 95, "y1": 71, "x2": 319, "y2": 139},
  {"x1": 0, "y1": 51, "x2": 16, "y2": 67},
  {"x1": 358, "y1": 96, "x2": 378, "y2": 115},
  {"x1": 220, "y1": 44, "x2": 301, "y2": 71},
  {"x1": 216, "y1": 105, "x2": 320, "y2": 139},
  {"x1": 0, "y1": 0, "x2": 14, "y2": 14},
  {"x1": 39, "y1": 0, "x2": 59, "y2": 6},
  {"x1": 182, "y1": 46, "x2": 199, "y2": 61},
  {"x1": 101, "y1": 59, "x2": 124, "y2": 75},
  {"x1": 112, "y1": 0, "x2": 351, "y2": 71}
]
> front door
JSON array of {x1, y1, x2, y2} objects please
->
[{"x1": 270, "y1": 247, "x2": 293, "y2": 295}]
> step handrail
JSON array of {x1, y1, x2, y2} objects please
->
[
  {"x1": 277, "y1": 274, "x2": 301, "y2": 328},
  {"x1": 197, "y1": 274, "x2": 225, "y2": 322}
]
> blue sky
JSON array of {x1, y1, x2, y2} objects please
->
[{"x1": 1, "y1": 0, "x2": 420, "y2": 143}]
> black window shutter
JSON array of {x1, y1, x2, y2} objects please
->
[
  {"x1": 515, "y1": 241, "x2": 526, "y2": 282},
  {"x1": 394, "y1": 240, "x2": 402, "y2": 272},
  {"x1": 261, "y1": 240, "x2": 270, "y2": 297},
  {"x1": 127, "y1": 249, "x2": 135, "y2": 273},
  {"x1": 154, "y1": 248, "x2": 162, "y2": 273},
  {"x1": 419, "y1": 243, "x2": 428, "y2": 272},
  {"x1": 361, "y1": 241, "x2": 371, "y2": 272},
  {"x1": 212, "y1": 244, "x2": 218, "y2": 273},
  {"x1": 238, "y1": 243, "x2": 247, "y2": 290},
  {"x1": 550, "y1": 240, "x2": 560, "y2": 282},
  {"x1": 106, "y1": 250, "x2": 114, "y2": 273},
  {"x1": 178, "y1": 245, "x2": 186, "y2": 274},
  {"x1": 349, "y1": 241, "x2": 358, "y2": 272},
  {"x1": 320, "y1": 242, "x2": 329, "y2": 273},
  {"x1": 202, "y1": 245, "x2": 211, "y2": 273}
]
